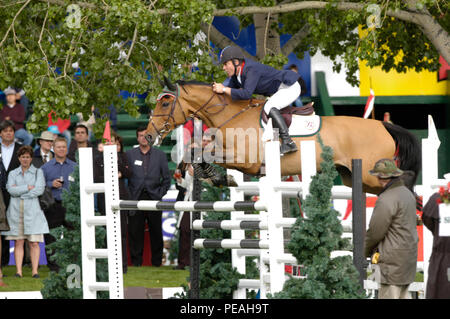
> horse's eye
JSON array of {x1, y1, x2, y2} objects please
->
[{"x1": 162, "y1": 102, "x2": 170, "y2": 107}]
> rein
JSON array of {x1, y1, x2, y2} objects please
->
[
  {"x1": 151, "y1": 83, "x2": 262, "y2": 137},
  {"x1": 215, "y1": 100, "x2": 263, "y2": 129}
]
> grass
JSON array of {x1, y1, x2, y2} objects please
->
[
  {"x1": 0, "y1": 265, "x2": 189, "y2": 293},
  {"x1": 124, "y1": 266, "x2": 189, "y2": 288},
  {"x1": 1, "y1": 265, "x2": 422, "y2": 295},
  {"x1": 0, "y1": 266, "x2": 51, "y2": 292}
]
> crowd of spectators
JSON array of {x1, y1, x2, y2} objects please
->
[
  {"x1": 0, "y1": 87, "x2": 168, "y2": 286},
  {"x1": 0, "y1": 87, "x2": 173, "y2": 286}
]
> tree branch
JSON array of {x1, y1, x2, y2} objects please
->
[
  {"x1": 34, "y1": 0, "x2": 439, "y2": 26},
  {"x1": 281, "y1": 23, "x2": 311, "y2": 56},
  {"x1": 401, "y1": 0, "x2": 450, "y2": 65},
  {"x1": 126, "y1": 26, "x2": 138, "y2": 62},
  {"x1": 199, "y1": 22, "x2": 254, "y2": 59},
  {"x1": 0, "y1": 0, "x2": 32, "y2": 48},
  {"x1": 214, "y1": 2, "x2": 426, "y2": 25},
  {"x1": 38, "y1": 1, "x2": 52, "y2": 77},
  {"x1": 36, "y1": 0, "x2": 97, "y2": 9},
  {"x1": 34, "y1": 0, "x2": 449, "y2": 63}
]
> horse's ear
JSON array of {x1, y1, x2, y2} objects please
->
[
  {"x1": 163, "y1": 76, "x2": 177, "y2": 92},
  {"x1": 157, "y1": 76, "x2": 165, "y2": 88}
]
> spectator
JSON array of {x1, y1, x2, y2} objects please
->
[
  {"x1": 0, "y1": 120, "x2": 21, "y2": 267},
  {"x1": 67, "y1": 124, "x2": 93, "y2": 162},
  {"x1": 189, "y1": 131, "x2": 237, "y2": 188},
  {"x1": 365, "y1": 158, "x2": 418, "y2": 299},
  {"x1": 47, "y1": 111, "x2": 72, "y2": 146},
  {"x1": 182, "y1": 118, "x2": 208, "y2": 146},
  {"x1": 93, "y1": 132, "x2": 132, "y2": 273},
  {"x1": 0, "y1": 190, "x2": 6, "y2": 286},
  {"x1": 24, "y1": 130, "x2": 56, "y2": 268},
  {"x1": 13, "y1": 88, "x2": 30, "y2": 119},
  {"x1": 173, "y1": 158, "x2": 193, "y2": 270},
  {"x1": 28, "y1": 130, "x2": 54, "y2": 266},
  {"x1": 1, "y1": 146, "x2": 49, "y2": 278},
  {"x1": 421, "y1": 188, "x2": 450, "y2": 299},
  {"x1": 32, "y1": 131, "x2": 55, "y2": 168},
  {"x1": 76, "y1": 105, "x2": 96, "y2": 139},
  {"x1": 0, "y1": 88, "x2": 33, "y2": 146},
  {"x1": 41, "y1": 137, "x2": 76, "y2": 271},
  {"x1": 126, "y1": 126, "x2": 170, "y2": 267},
  {"x1": 93, "y1": 105, "x2": 118, "y2": 132}
]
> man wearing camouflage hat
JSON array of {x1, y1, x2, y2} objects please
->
[{"x1": 365, "y1": 158, "x2": 418, "y2": 299}]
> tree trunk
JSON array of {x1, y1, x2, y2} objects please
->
[
  {"x1": 402, "y1": 0, "x2": 450, "y2": 63},
  {"x1": 253, "y1": 13, "x2": 282, "y2": 60}
]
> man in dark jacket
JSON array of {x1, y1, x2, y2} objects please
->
[
  {"x1": 422, "y1": 189, "x2": 450, "y2": 299},
  {"x1": 365, "y1": 158, "x2": 418, "y2": 299},
  {"x1": 212, "y1": 46, "x2": 301, "y2": 155},
  {"x1": 0, "y1": 120, "x2": 21, "y2": 266},
  {"x1": 126, "y1": 126, "x2": 171, "y2": 267},
  {"x1": 32, "y1": 131, "x2": 55, "y2": 168},
  {"x1": 67, "y1": 124, "x2": 92, "y2": 162}
]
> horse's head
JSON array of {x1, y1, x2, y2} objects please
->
[{"x1": 146, "y1": 78, "x2": 189, "y2": 146}]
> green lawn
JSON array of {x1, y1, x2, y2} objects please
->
[{"x1": 0, "y1": 265, "x2": 189, "y2": 293}]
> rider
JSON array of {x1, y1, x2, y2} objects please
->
[{"x1": 212, "y1": 45, "x2": 301, "y2": 155}]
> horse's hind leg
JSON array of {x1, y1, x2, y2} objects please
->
[{"x1": 336, "y1": 163, "x2": 382, "y2": 195}]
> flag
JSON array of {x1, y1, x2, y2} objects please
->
[
  {"x1": 103, "y1": 120, "x2": 111, "y2": 143},
  {"x1": 363, "y1": 89, "x2": 375, "y2": 119}
]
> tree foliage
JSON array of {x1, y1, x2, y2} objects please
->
[
  {"x1": 174, "y1": 165, "x2": 259, "y2": 299},
  {"x1": 271, "y1": 136, "x2": 366, "y2": 299},
  {"x1": 0, "y1": 0, "x2": 447, "y2": 133}
]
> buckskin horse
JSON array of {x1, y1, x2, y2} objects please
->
[{"x1": 146, "y1": 78, "x2": 421, "y2": 195}]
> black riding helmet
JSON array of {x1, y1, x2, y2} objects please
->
[
  {"x1": 219, "y1": 46, "x2": 245, "y2": 76},
  {"x1": 219, "y1": 46, "x2": 245, "y2": 64}
]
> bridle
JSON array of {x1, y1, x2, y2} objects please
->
[
  {"x1": 149, "y1": 83, "x2": 261, "y2": 143},
  {"x1": 149, "y1": 84, "x2": 188, "y2": 143}
]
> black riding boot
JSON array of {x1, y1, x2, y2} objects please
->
[{"x1": 268, "y1": 108, "x2": 298, "y2": 155}]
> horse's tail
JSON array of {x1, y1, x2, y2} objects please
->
[{"x1": 382, "y1": 122, "x2": 422, "y2": 185}]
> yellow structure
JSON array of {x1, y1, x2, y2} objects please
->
[{"x1": 359, "y1": 62, "x2": 447, "y2": 96}]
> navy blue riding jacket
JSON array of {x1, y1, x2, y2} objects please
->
[{"x1": 227, "y1": 58, "x2": 300, "y2": 100}]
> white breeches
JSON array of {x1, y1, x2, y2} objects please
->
[{"x1": 263, "y1": 81, "x2": 301, "y2": 113}]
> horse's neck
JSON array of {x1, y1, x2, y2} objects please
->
[{"x1": 185, "y1": 93, "x2": 263, "y2": 130}]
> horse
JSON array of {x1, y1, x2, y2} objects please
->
[{"x1": 146, "y1": 79, "x2": 421, "y2": 195}]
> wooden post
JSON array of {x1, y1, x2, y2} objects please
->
[
  {"x1": 352, "y1": 159, "x2": 366, "y2": 289},
  {"x1": 189, "y1": 119, "x2": 203, "y2": 299}
]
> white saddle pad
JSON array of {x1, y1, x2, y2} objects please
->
[{"x1": 261, "y1": 114, "x2": 321, "y2": 142}]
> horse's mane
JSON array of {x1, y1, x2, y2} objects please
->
[{"x1": 175, "y1": 80, "x2": 211, "y2": 86}]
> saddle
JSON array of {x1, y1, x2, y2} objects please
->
[{"x1": 261, "y1": 102, "x2": 315, "y2": 127}]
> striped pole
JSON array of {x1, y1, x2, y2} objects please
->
[
  {"x1": 192, "y1": 220, "x2": 268, "y2": 231},
  {"x1": 192, "y1": 218, "x2": 296, "y2": 231},
  {"x1": 114, "y1": 200, "x2": 266, "y2": 212},
  {"x1": 193, "y1": 239, "x2": 269, "y2": 249}
]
